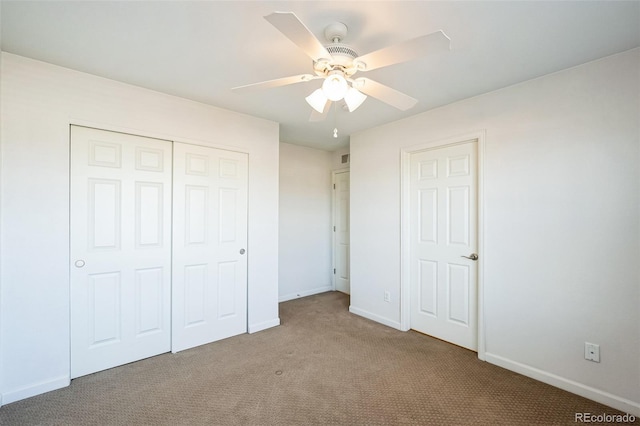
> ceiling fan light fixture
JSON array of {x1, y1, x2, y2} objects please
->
[
  {"x1": 343, "y1": 87, "x2": 367, "y2": 112},
  {"x1": 322, "y1": 73, "x2": 348, "y2": 101},
  {"x1": 305, "y1": 88, "x2": 328, "y2": 113}
]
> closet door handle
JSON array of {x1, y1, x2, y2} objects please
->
[
  {"x1": 74, "y1": 260, "x2": 86, "y2": 268},
  {"x1": 239, "y1": 249, "x2": 246, "y2": 255},
  {"x1": 461, "y1": 253, "x2": 478, "y2": 261}
]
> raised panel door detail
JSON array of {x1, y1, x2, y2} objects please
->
[
  {"x1": 418, "y1": 260, "x2": 438, "y2": 316},
  {"x1": 447, "y1": 263, "x2": 470, "y2": 325},
  {"x1": 447, "y1": 154, "x2": 470, "y2": 177},
  {"x1": 184, "y1": 264, "x2": 207, "y2": 326},
  {"x1": 418, "y1": 159, "x2": 438, "y2": 180},
  {"x1": 135, "y1": 267, "x2": 164, "y2": 336},
  {"x1": 448, "y1": 186, "x2": 470, "y2": 246},
  {"x1": 89, "y1": 140, "x2": 121, "y2": 168},
  {"x1": 186, "y1": 153, "x2": 209, "y2": 176},
  {"x1": 136, "y1": 182, "x2": 163, "y2": 248},
  {"x1": 219, "y1": 188, "x2": 237, "y2": 243},
  {"x1": 338, "y1": 245, "x2": 349, "y2": 280},
  {"x1": 419, "y1": 189, "x2": 437, "y2": 244},
  {"x1": 89, "y1": 272, "x2": 121, "y2": 346},
  {"x1": 219, "y1": 158, "x2": 238, "y2": 179},
  {"x1": 185, "y1": 186, "x2": 208, "y2": 245},
  {"x1": 136, "y1": 147, "x2": 164, "y2": 172},
  {"x1": 217, "y1": 261, "x2": 237, "y2": 318},
  {"x1": 339, "y1": 191, "x2": 349, "y2": 233},
  {"x1": 89, "y1": 179, "x2": 121, "y2": 250}
]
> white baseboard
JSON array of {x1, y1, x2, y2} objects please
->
[
  {"x1": 2, "y1": 375, "x2": 70, "y2": 405},
  {"x1": 248, "y1": 317, "x2": 280, "y2": 334},
  {"x1": 349, "y1": 305, "x2": 403, "y2": 331},
  {"x1": 278, "y1": 285, "x2": 333, "y2": 303},
  {"x1": 485, "y1": 353, "x2": 640, "y2": 417}
]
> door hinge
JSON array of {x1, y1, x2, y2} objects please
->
[
  {"x1": 333, "y1": 226, "x2": 336, "y2": 232},
  {"x1": 333, "y1": 184, "x2": 336, "y2": 189},
  {"x1": 333, "y1": 268, "x2": 336, "y2": 274}
]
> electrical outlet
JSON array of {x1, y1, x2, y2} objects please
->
[
  {"x1": 585, "y1": 342, "x2": 600, "y2": 363},
  {"x1": 384, "y1": 291, "x2": 391, "y2": 303}
]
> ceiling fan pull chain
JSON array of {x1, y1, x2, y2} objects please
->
[{"x1": 333, "y1": 102, "x2": 339, "y2": 138}]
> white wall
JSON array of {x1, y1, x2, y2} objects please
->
[
  {"x1": 278, "y1": 143, "x2": 333, "y2": 301},
  {"x1": 0, "y1": 53, "x2": 280, "y2": 404},
  {"x1": 350, "y1": 49, "x2": 639, "y2": 414}
]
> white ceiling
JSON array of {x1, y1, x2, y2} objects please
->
[{"x1": 2, "y1": 1, "x2": 639, "y2": 151}]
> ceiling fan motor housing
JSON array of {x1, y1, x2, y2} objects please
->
[
  {"x1": 314, "y1": 43, "x2": 359, "y2": 77},
  {"x1": 311, "y1": 21, "x2": 360, "y2": 78}
]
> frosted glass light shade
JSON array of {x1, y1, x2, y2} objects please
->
[
  {"x1": 343, "y1": 87, "x2": 367, "y2": 112},
  {"x1": 322, "y1": 74, "x2": 348, "y2": 101},
  {"x1": 305, "y1": 88, "x2": 328, "y2": 113}
]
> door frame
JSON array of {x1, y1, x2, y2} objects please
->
[
  {"x1": 331, "y1": 168, "x2": 350, "y2": 292},
  {"x1": 399, "y1": 130, "x2": 486, "y2": 360}
]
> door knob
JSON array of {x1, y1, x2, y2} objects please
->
[
  {"x1": 461, "y1": 253, "x2": 478, "y2": 261},
  {"x1": 239, "y1": 248, "x2": 246, "y2": 255},
  {"x1": 74, "y1": 260, "x2": 86, "y2": 268}
]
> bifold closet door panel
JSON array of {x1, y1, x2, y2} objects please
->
[
  {"x1": 171, "y1": 142, "x2": 248, "y2": 353},
  {"x1": 70, "y1": 126, "x2": 172, "y2": 378}
]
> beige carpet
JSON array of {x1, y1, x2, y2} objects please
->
[{"x1": 0, "y1": 291, "x2": 635, "y2": 425}]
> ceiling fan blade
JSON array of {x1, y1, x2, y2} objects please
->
[
  {"x1": 309, "y1": 101, "x2": 332, "y2": 122},
  {"x1": 354, "y1": 78, "x2": 418, "y2": 111},
  {"x1": 264, "y1": 12, "x2": 332, "y2": 63},
  {"x1": 354, "y1": 30, "x2": 450, "y2": 72},
  {"x1": 232, "y1": 74, "x2": 318, "y2": 92}
]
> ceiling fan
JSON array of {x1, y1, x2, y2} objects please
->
[{"x1": 232, "y1": 12, "x2": 451, "y2": 118}]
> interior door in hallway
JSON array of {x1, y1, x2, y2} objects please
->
[
  {"x1": 172, "y1": 142, "x2": 248, "y2": 352},
  {"x1": 333, "y1": 170, "x2": 350, "y2": 294},
  {"x1": 409, "y1": 141, "x2": 478, "y2": 350},
  {"x1": 70, "y1": 126, "x2": 173, "y2": 378}
]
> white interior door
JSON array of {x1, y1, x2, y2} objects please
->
[
  {"x1": 70, "y1": 126, "x2": 172, "y2": 378},
  {"x1": 409, "y1": 141, "x2": 478, "y2": 350},
  {"x1": 172, "y1": 142, "x2": 248, "y2": 353},
  {"x1": 333, "y1": 171, "x2": 350, "y2": 294}
]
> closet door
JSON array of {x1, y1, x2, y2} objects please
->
[
  {"x1": 70, "y1": 126, "x2": 172, "y2": 378},
  {"x1": 172, "y1": 142, "x2": 248, "y2": 352}
]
